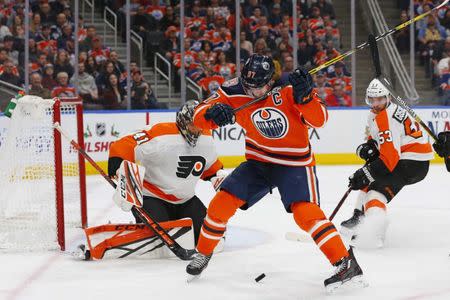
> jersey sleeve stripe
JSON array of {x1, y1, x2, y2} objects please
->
[{"x1": 246, "y1": 141, "x2": 311, "y2": 160}]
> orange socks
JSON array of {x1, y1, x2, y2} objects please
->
[
  {"x1": 291, "y1": 202, "x2": 348, "y2": 265},
  {"x1": 196, "y1": 191, "x2": 245, "y2": 255}
]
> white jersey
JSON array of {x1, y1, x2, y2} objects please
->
[
  {"x1": 366, "y1": 102, "x2": 433, "y2": 171},
  {"x1": 109, "y1": 122, "x2": 222, "y2": 204}
]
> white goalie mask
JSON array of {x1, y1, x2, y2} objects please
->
[{"x1": 365, "y1": 78, "x2": 390, "y2": 110}]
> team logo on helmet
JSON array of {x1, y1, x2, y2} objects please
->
[
  {"x1": 262, "y1": 62, "x2": 270, "y2": 70},
  {"x1": 251, "y1": 108, "x2": 288, "y2": 139}
]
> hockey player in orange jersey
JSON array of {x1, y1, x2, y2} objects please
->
[
  {"x1": 185, "y1": 54, "x2": 366, "y2": 292},
  {"x1": 342, "y1": 78, "x2": 434, "y2": 248},
  {"x1": 107, "y1": 100, "x2": 228, "y2": 245}
]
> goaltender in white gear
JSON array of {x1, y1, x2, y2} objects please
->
[{"x1": 108, "y1": 100, "x2": 228, "y2": 246}]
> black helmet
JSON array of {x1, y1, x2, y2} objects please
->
[
  {"x1": 176, "y1": 100, "x2": 200, "y2": 147},
  {"x1": 241, "y1": 54, "x2": 275, "y2": 89}
]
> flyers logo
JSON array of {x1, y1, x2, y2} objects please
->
[{"x1": 176, "y1": 156, "x2": 206, "y2": 178}]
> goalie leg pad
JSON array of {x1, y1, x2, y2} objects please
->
[
  {"x1": 113, "y1": 160, "x2": 145, "y2": 212},
  {"x1": 291, "y1": 202, "x2": 348, "y2": 265}
]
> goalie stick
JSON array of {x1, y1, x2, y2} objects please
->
[
  {"x1": 53, "y1": 122, "x2": 196, "y2": 260},
  {"x1": 367, "y1": 33, "x2": 450, "y2": 171},
  {"x1": 232, "y1": 0, "x2": 450, "y2": 114}
]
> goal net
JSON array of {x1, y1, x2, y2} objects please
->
[{"x1": 0, "y1": 95, "x2": 86, "y2": 251}]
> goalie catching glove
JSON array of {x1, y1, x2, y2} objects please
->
[{"x1": 113, "y1": 160, "x2": 146, "y2": 212}]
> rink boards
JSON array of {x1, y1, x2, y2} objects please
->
[{"x1": 1, "y1": 106, "x2": 448, "y2": 174}]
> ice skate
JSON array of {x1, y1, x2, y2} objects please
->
[
  {"x1": 324, "y1": 247, "x2": 367, "y2": 293},
  {"x1": 186, "y1": 252, "x2": 212, "y2": 282}
]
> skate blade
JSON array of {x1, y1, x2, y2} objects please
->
[
  {"x1": 326, "y1": 275, "x2": 368, "y2": 294},
  {"x1": 186, "y1": 274, "x2": 201, "y2": 283}
]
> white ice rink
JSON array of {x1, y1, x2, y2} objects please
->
[{"x1": 1, "y1": 165, "x2": 449, "y2": 300}]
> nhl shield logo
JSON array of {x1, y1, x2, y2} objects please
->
[
  {"x1": 251, "y1": 108, "x2": 288, "y2": 139},
  {"x1": 96, "y1": 122, "x2": 106, "y2": 137}
]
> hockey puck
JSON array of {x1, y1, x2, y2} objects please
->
[{"x1": 255, "y1": 273, "x2": 266, "y2": 282}]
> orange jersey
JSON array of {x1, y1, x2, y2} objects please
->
[
  {"x1": 367, "y1": 103, "x2": 434, "y2": 172},
  {"x1": 109, "y1": 122, "x2": 222, "y2": 204},
  {"x1": 193, "y1": 78, "x2": 328, "y2": 166}
]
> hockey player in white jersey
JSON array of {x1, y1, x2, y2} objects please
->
[
  {"x1": 342, "y1": 78, "x2": 434, "y2": 247},
  {"x1": 108, "y1": 100, "x2": 227, "y2": 245}
]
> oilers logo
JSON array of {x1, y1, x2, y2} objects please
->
[{"x1": 251, "y1": 108, "x2": 288, "y2": 139}]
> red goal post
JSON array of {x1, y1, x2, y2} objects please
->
[{"x1": 0, "y1": 96, "x2": 87, "y2": 251}]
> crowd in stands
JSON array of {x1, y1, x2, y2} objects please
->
[
  {"x1": 109, "y1": 0, "x2": 353, "y2": 107},
  {"x1": 0, "y1": 0, "x2": 352, "y2": 109},
  {"x1": 0, "y1": 0, "x2": 164, "y2": 110},
  {"x1": 395, "y1": 0, "x2": 450, "y2": 105}
]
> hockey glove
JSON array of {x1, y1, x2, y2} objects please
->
[
  {"x1": 356, "y1": 139, "x2": 379, "y2": 162},
  {"x1": 348, "y1": 165, "x2": 376, "y2": 190},
  {"x1": 210, "y1": 169, "x2": 229, "y2": 191},
  {"x1": 205, "y1": 103, "x2": 236, "y2": 127},
  {"x1": 113, "y1": 160, "x2": 145, "y2": 212},
  {"x1": 288, "y1": 68, "x2": 314, "y2": 104},
  {"x1": 432, "y1": 131, "x2": 450, "y2": 158}
]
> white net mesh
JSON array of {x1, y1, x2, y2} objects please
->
[{"x1": 0, "y1": 96, "x2": 83, "y2": 250}]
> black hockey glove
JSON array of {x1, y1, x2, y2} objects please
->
[
  {"x1": 204, "y1": 103, "x2": 236, "y2": 127},
  {"x1": 432, "y1": 131, "x2": 450, "y2": 158},
  {"x1": 348, "y1": 165, "x2": 376, "y2": 190},
  {"x1": 108, "y1": 156, "x2": 123, "y2": 178},
  {"x1": 288, "y1": 68, "x2": 314, "y2": 104},
  {"x1": 356, "y1": 139, "x2": 379, "y2": 162}
]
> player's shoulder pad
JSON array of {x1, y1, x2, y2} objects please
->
[
  {"x1": 391, "y1": 103, "x2": 407, "y2": 124},
  {"x1": 220, "y1": 77, "x2": 246, "y2": 96}
]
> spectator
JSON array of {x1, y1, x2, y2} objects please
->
[
  {"x1": 0, "y1": 59, "x2": 20, "y2": 86},
  {"x1": 256, "y1": 26, "x2": 277, "y2": 50},
  {"x1": 30, "y1": 13, "x2": 42, "y2": 35},
  {"x1": 130, "y1": 70, "x2": 161, "y2": 109},
  {"x1": 325, "y1": 81, "x2": 352, "y2": 107},
  {"x1": 268, "y1": 4, "x2": 282, "y2": 27},
  {"x1": 254, "y1": 38, "x2": 268, "y2": 55},
  {"x1": 56, "y1": 23, "x2": 74, "y2": 50},
  {"x1": 101, "y1": 73, "x2": 125, "y2": 109},
  {"x1": 0, "y1": 17, "x2": 12, "y2": 40},
  {"x1": 38, "y1": 0, "x2": 56, "y2": 25},
  {"x1": 244, "y1": 0, "x2": 268, "y2": 18},
  {"x1": 0, "y1": 48, "x2": 8, "y2": 65},
  {"x1": 395, "y1": 10, "x2": 410, "y2": 54},
  {"x1": 53, "y1": 49, "x2": 74, "y2": 78},
  {"x1": 311, "y1": 0, "x2": 336, "y2": 19},
  {"x1": 110, "y1": 50, "x2": 125, "y2": 75},
  {"x1": 79, "y1": 25, "x2": 96, "y2": 52},
  {"x1": 417, "y1": 15, "x2": 447, "y2": 70},
  {"x1": 41, "y1": 64, "x2": 57, "y2": 90},
  {"x1": 297, "y1": 39, "x2": 315, "y2": 68},
  {"x1": 212, "y1": 51, "x2": 236, "y2": 80},
  {"x1": 159, "y1": 5, "x2": 177, "y2": 31},
  {"x1": 240, "y1": 31, "x2": 253, "y2": 56},
  {"x1": 89, "y1": 37, "x2": 111, "y2": 65},
  {"x1": 279, "y1": 55, "x2": 295, "y2": 84},
  {"x1": 313, "y1": 71, "x2": 333, "y2": 100},
  {"x1": 161, "y1": 26, "x2": 179, "y2": 61},
  {"x1": 96, "y1": 60, "x2": 119, "y2": 94},
  {"x1": 29, "y1": 72, "x2": 51, "y2": 98},
  {"x1": 70, "y1": 62, "x2": 98, "y2": 103},
  {"x1": 438, "y1": 59, "x2": 450, "y2": 105},
  {"x1": 133, "y1": 6, "x2": 157, "y2": 42},
  {"x1": 51, "y1": 71, "x2": 76, "y2": 98},
  {"x1": 84, "y1": 55, "x2": 100, "y2": 78},
  {"x1": 3, "y1": 35, "x2": 19, "y2": 65}
]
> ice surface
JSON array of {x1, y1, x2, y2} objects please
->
[{"x1": 1, "y1": 165, "x2": 449, "y2": 300}]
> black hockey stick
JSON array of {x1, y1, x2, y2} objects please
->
[
  {"x1": 367, "y1": 33, "x2": 450, "y2": 171},
  {"x1": 232, "y1": 0, "x2": 450, "y2": 114},
  {"x1": 54, "y1": 123, "x2": 196, "y2": 260},
  {"x1": 329, "y1": 188, "x2": 352, "y2": 221}
]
